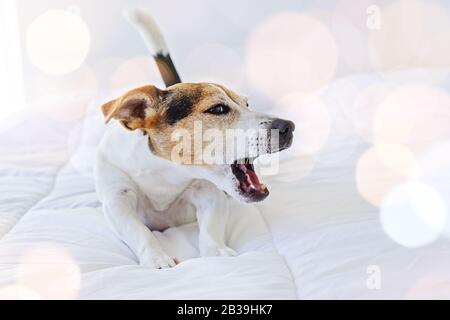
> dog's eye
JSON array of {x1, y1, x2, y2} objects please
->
[{"x1": 205, "y1": 104, "x2": 230, "y2": 115}]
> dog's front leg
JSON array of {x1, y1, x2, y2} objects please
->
[
  {"x1": 187, "y1": 181, "x2": 238, "y2": 257},
  {"x1": 102, "y1": 191, "x2": 177, "y2": 268},
  {"x1": 96, "y1": 161, "x2": 177, "y2": 269}
]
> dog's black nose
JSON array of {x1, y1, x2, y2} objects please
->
[
  {"x1": 270, "y1": 119, "x2": 295, "y2": 151},
  {"x1": 271, "y1": 119, "x2": 295, "y2": 135}
]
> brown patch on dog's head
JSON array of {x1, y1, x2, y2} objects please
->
[{"x1": 101, "y1": 83, "x2": 249, "y2": 163}]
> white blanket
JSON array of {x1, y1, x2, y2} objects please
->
[{"x1": 1, "y1": 71, "x2": 450, "y2": 299}]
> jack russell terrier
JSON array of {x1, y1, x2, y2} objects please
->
[{"x1": 94, "y1": 9, "x2": 295, "y2": 269}]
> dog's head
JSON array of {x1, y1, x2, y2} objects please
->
[{"x1": 102, "y1": 83, "x2": 295, "y2": 203}]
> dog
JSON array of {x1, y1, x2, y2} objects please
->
[{"x1": 94, "y1": 9, "x2": 295, "y2": 269}]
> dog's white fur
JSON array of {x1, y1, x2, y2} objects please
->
[
  {"x1": 95, "y1": 121, "x2": 237, "y2": 268},
  {"x1": 95, "y1": 9, "x2": 289, "y2": 268},
  {"x1": 125, "y1": 9, "x2": 168, "y2": 55},
  {"x1": 95, "y1": 11, "x2": 239, "y2": 268}
]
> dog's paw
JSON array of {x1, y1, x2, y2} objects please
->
[
  {"x1": 139, "y1": 252, "x2": 179, "y2": 269},
  {"x1": 200, "y1": 245, "x2": 238, "y2": 257}
]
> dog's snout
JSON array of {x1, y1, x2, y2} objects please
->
[
  {"x1": 271, "y1": 119, "x2": 295, "y2": 136},
  {"x1": 270, "y1": 119, "x2": 295, "y2": 152}
]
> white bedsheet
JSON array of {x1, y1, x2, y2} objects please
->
[
  {"x1": 1, "y1": 71, "x2": 450, "y2": 299},
  {"x1": 0, "y1": 116, "x2": 297, "y2": 299}
]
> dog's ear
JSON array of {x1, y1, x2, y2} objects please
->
[
  {"x1": 101, "y1": 100, "x2": 116, "y2": 122},
  {"x1": 101, "y1": 86, "x2": 163, "y2": 130}
]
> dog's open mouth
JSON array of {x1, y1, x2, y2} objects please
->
[{"x1": 231, "y1": 158, "x2": 269, "y2": 202}]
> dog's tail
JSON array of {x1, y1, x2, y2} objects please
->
[{"x1": 125, "y1": 8, "x2": 182, "y2": 88}]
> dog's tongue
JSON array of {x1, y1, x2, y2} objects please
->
[
  {"x1": 247, "y1": 170, "x2": 261, "y2": 188},
  {"x1": 239, "y1": 164, "x2": 262, "y2": 190}
]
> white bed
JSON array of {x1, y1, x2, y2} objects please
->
[{"x1": 1, "y1": 71, "x2": 450, "y2": 299}]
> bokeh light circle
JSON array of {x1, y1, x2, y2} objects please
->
[
  {"x1": 26, "y1": 9, "x2": 91, "y2": 75},
  {"x1": 380, "y1": 181, "x2": 447, "y2": 248},
  {"x1": 418, "y1": 141, "x2": 450, "y2": 238},
  {"x1": 330, "y1": 14, "x2": 369, "y2": 73},
  {"x1": 356, "y1": 143, "x2": 418, "y2": 206},
  {"x1": 111, "y1": 56, "x2": 164, "y2": 93},
  {"x1": 183, "y1": 43, "x2": 244, "y2": 91},
  {"x1": 246, "y1": 12, "x2": 338, "y2": 99},
  {"x1": 0, "y1": 284, "x2": 41, "y2": 300},
  {"x1": 31, "y1": 64, "x2": 98, "y2": 123},
  {"x1": 276, "y1": 92, "x2": 333, "y2": 157},
  {"x1": 17, "y1": 244, "x2": 81, "y2": 300},
  {"x1": 373, "y1": 85, "x2": 450, "y2": 155},
  {"x1": 368, "y1": 0, "x2": 450, "y2": 82},
  {"x1": 331, "y1": 0, "x2": 390, "y2": 73},
  {"x1": 352, "y1": 83, "x2": 393, "y2": 143},
  {"x1": 407, "y1": 273, "x2": 450, "y2": 299}
]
